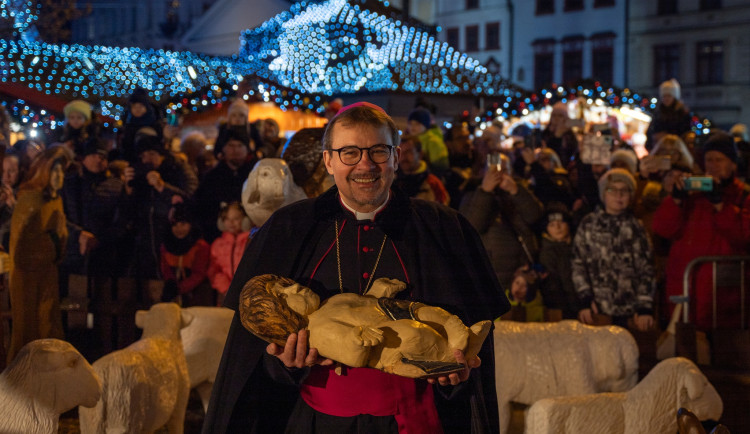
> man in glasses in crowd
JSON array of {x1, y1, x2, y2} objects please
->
[{"x1": 203, "y1": 102, "x2": 508, "y2": 434}]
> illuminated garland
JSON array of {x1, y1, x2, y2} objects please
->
[
  {"x1": 0, "y1": 1, "x2": 712, "y2": 138},
  {"x1": 0, "y1": 0, "x2": 39, "y2": 33},
  {"x1": 463, "y1": 81, "x2": 711, "y2": 136},
  {"x1": 241, "y1": 0, "x2": 506, "y2": 96}
]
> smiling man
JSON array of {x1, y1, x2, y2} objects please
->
[{"x1": 203, "y1": 103, "x2": 508, "y2": 434}]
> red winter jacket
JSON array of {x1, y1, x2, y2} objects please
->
[
  {"x1": 160, "y1": 239, "x2": 211, "y2": 295},
  {"x1": 652, "y1": 178, "x2": 750, "y2": 329},
  {"x1": 208, "y1": 231, "x2": 250, "y2": 296}
]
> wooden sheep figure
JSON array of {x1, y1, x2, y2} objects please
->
[
  {"x1": 0, "y1": 338, "x2": 101, "y2": 434},
  {"x1": 494, "y1": 320, "x2": 639, "y2": 434},
  {"x1": 79, "y1": 302, "x2": 193, "y2": 434},
  {"x1": 180, "y1": 306, "x2": 233, "y2": 412},
  {"x1": 525, "y1": 357, "x2": 723, "y2": 434}
]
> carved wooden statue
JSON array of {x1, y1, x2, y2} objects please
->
[
  {"x1": 239, "y1": 274, "x2": 491, "y2": 378},
  {"x1": 7, "y1": 147, "x2": 72, "y2": 363},
  {"x1": 240, "y1": 158, "x2": 308, "y2": 228}
]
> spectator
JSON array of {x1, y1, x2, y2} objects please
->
[
  {"x1": 160, "y1": 203, "x2": 212, "y2": 307},
  {"x1": 12, "y1": 138, "x2": 45, "y2": 174},
  {"x1": 523, "y1": 147, "x2": 575, "y2": 209},
  {"x1": 406, "y1": 107, "x2": 449, "y2": 174},
  {"x1": 730, "y1": 123, "x2": 750, "y2": 181},
  {"x1": 60, "y1": 137, "x2": 134, "y2": 352},
  {"x1": 194, "y1": 128, "x2": 254, "y2": 242},
  {"x1": 506, "y1": 264, "x2": 545, "y2": 322},
  {"x1": 55, "y1": 100, "x2": 99, "y2": 158},
  {"x1": 117, "y1": 87, "x2": 165, "y2": 164},
  {"x1": 460, "y1": 146, "x2": 543, "y2": 286},
  {"x1": 572, "y1": 168, "x2": 655, "y2": 331},
  {"x1": 258, "y1": 118, "x2": 283, "y2": 158},
  {"x1": 652, "y1": 131, "x2": 750, "y2": 330},
  {"x1": 541, "y1": 102, "x2": 579, "y2": 166},
  {"x1": 637, "y1": 134, "x2": 695, "y2": 234},
  {"x1": 645, "y1": 79, "x2": 692, "y2": 151},
  {"x1": 130, "y1": 134, "x2": 198, "y2": 279},
  {"x1": 0, "y1": 104, "x2": 11, "y2": 149},
  {"x1": 393, "y1": 135, "x2": 450, "y2": 205},
  {"x1": 215, "y1": 99, "x2": 263, "y2": 159},
  {"x1": 208, "y1": 202, "x2": 250, "y2": 307},
  {"x1": 179, "y1": 131, "x2": 214, "y2": 181},
  {"x1": 610, "y1": 148, "x2": 638, "y2": 176},
  {"x1": 0, "y1": 149, "x2": 21, "y2": 250},
  {"x1": 538, "y1": 206, "x2": 579, "y2": 319}
]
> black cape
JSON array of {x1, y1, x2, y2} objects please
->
[{"x1": 202, "y1": 186, "x2": 509, "y2": 434}]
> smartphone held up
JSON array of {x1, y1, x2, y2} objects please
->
[{"x1": 487, "y1": 153, "x2": 503, "y2": 172}]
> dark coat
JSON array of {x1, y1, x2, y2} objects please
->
[
  {"x1": 645, "y1": 101, "x2": 692, "y2": 150},
  {"x1": 202, "y1": 186, "x2": 509, "y2": 434},
  {"x1": 194, "y1": 160, "x2": 253, "y2": 242},
  {"x1": 61, "y1": 167, "x2": 133, "y2": 275}
]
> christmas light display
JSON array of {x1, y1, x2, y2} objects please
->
[
  {"x1": 0, "y1": 0, "x2": 39, "y2": 34},
  {"x1": 241, "y1": 0, "x2": 504, "y2": 96},
  {"x1": 0, "y1": 0, "x2": 713, "y2": 142}
]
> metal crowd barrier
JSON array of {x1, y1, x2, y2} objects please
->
[{"x1": 670, "y1": 255, "x2": 750, "y2": 330}]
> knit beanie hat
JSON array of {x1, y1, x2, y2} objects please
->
[
  {"x1": 135, "y1": 134, "x2": 166, "y2": 155},
  {"x1": 227, "y1": 99, "x2": 249, "y2": 119},
  {"x1": 542, "y1": 204, "x2": 572, "y2": 228},
  {"x1": 407, "y1": 107, "x2": 432, "y2": 130},
  {"x1": 128, "y1": 87, "x2": 151, "y2": 106},
  {"x1": 598, "y1": 168, "x2": 636, "y2": 202},
  {"x1": 168, "y1": 202, "x2": 194, "y2": 225},
  {"x1": 659, "y1": 79, "x2": 681, "y2": 100},
  {"x1": 63, "y1": 100, "x2": 92, "y2": 122},
  {"x1": 610, "y1": 149, "x2": 638, "y2": 175},
  {"x1": 81, "y1": 137, "x2": 108, "y2": 157},
  {"x1": 703, "y1": 131, "x2": 738, "y2": 163}
]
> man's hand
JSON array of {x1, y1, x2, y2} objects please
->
[
  {"x1": 498, "y1": 173, "x2": 519, "y2": 195},
  {"x1": 266, "y1": 329, "x2": 334, "y2": 369},
  {"x1": 0, "y1": 184, "x2": 15, "y2": 208},
  {"x1": 78, "y1": 231, "x2": 98, "y2": 255},
  {"x1": 578, "y1": 301, "x2": 599, "y2": 325},
  {"x1": 480, "y1": 165, "x2": 502, "y2": 193},
  {"x1": 633, "y1": 314, "x2": 654, "y2": 331},
  {"x1": 146, "y1": 170, "x2": 165, "y2": 192},
  {"x1": 427, "y1": 349, "x2": 479, "y2": 387}
]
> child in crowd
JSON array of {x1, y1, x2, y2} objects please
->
[
  {"x1": 572, "y1": 168, "x2": 656, "y2": 331},
  {"x1": 505, "y1": 264, "x2": 545, "y2": 322},
  {"x1": 538, "y1": 206, "x2": 578, "y2": 319},
  {"x1": 208, "y1": 202, "x2": 251, "y2": 306},
  {"x1": 160, "y1": 203, "x2": 212, "y2": 307},
  {"x1": 215, "y1": 99, "x2": 262, "y2": 159},
  {"x1": 118, "y1": 87, "x2": 164, "y2": 164},
  {"x1": 57, "y1": 99, "x2": 99, "y2": 157}
]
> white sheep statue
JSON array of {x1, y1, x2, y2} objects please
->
[
  {"x1": 78, "y1": 302, "x2": 193, "y2": 434},
  {"x1": 525, "y1": 357, "x2": 723, "y2": 434},
  {"x1": 0, "y1": 338, "x2": 101, "y2": 434},
  {"x1": 494, "y1": 320, "x2": 639, "y2": 434},
  {"x1": 180, "y1": 306, "x2": 233, "y2": 412}
]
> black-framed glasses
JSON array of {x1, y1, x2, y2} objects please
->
[{"x1": 329, "y1": 144, "x2": 394, "y2": 165}]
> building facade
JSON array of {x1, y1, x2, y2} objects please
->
[
  {"x1": 433, "y1": 0, "x2": 512, "y2": 79},
  {"x1": 628, "y1": 0, "x2": 750, "y2": 128}
]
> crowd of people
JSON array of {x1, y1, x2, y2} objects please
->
[{"x1": 0, "y1": 78, "x2": 749, "y2": 365}]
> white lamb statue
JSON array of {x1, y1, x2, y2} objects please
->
[
  {"x1": 0, "y1": 339, "x2": 101, "y2": 434},
  {"x1": 180, "y1": 306, "x2": 233, "y2": 412},
  {"x1": 525, "y1": 357, "x2": 723, "y2": 434},
  {"x1": 494, "y1": 320, "x2": 639, "y2": 434},
  {"x1": 79, "y1": 303, "x2": 193, "y2": 434}
]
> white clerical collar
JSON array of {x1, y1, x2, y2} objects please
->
[{"x1": 339, "y1": 191, "x2": 391, "y2": 221}]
